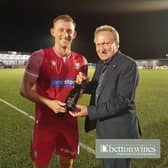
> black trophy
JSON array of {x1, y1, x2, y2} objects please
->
[{"x1": 65, "y1": 83, "x2": 81, "y2": 112}]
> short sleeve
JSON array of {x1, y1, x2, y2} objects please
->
[{"x1": 25, "y1": 49, "x2": 44, "y2": 78}]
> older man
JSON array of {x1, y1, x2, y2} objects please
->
[{"x1": 70, "y1": 25, "x2": 141, "y2": 168}]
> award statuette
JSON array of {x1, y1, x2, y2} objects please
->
[{"x1": 65, "y1": 83, "x2": 81, "y2": 112}]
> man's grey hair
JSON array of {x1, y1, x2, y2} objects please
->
[{"x1": 94, "y1": 25, "x2": 120, "y2": 44}]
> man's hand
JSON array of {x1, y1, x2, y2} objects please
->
[
  {"x1": 44, "y1": 99, "x2": 66, "y2": 114},
  {"x1": 76, "y1": 72, "x2": 89, "y2": 85},
  {"x1": 69, "y1": 105, "x2": 88, "y2": 117}
]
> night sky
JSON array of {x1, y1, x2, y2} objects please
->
[{"x1": 0, "y1": 0, "x2": 168, "y2": 62}]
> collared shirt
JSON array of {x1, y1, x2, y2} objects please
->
[{"x1": 95, "y1": 57, "x2": 113, "y2": 104}]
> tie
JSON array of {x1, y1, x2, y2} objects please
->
[
  {"x1": 95, "y1": 63, "x2": 108, "y2": 104},
  {"x1": 101, "y1": 62, "x2": 108, "y2": 74}
]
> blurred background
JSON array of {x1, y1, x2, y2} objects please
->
[{"x1": 0, "y1": 0, "x2": 168, "y2": 63}]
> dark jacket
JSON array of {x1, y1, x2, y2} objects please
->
[{"x1": 85, "y1": 51, "x2": 141, "y2": 138}]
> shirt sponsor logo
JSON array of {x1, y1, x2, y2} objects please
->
[{"x1": 51, "y1": 78, "x2": 75, "y2": 88}]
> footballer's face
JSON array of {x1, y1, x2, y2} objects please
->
[
  {"x1": 94, "y1": 31, "x2": 119, "y2": 61},
  {"x1": 51, "y1": 19, "x2": 76, "y2": 50}
]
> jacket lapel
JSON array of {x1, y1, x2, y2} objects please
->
[
  {"x1": 94, "y1": 61, "x2": 104, "y2": 81},
  {"x1": 96, "y1": 53, "x2": 120, "y2": 101}
]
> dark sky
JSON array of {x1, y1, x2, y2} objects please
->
[{"x1": 0, "y1": 0, "x2": 168, "y2": 62}]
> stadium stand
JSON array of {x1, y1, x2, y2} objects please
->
[
  {"x1": 0, "y1": 51, "x2": 168, "y2": 70},
  {"x1": 136, "y1": 59, "x2": 168, "y2": 70},
  {"x1": 0, "y1": 51, "x2": 30, "y2": 68}
]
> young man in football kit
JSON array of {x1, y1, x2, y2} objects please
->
[{"x1": 20, "y1": 14, "x2": 87, "y2": 168}]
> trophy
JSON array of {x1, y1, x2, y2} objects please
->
[{"x1": 65, "y1": 83, "x2": 81, "y2": 112}]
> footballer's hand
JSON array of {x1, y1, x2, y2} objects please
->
[
  {"x1": 45, "y1": 99, "x2": 66, "y2": 114},
  {"x1": 69, "y1": 105, "x2": 88, "y2": 117},
  {"x1": 76, "y1": 72, "x2": 89, "y2": 85}
]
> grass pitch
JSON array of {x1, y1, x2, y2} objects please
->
[{"x1": 0, "y1": 68, "x2": 168, "y2": 168}]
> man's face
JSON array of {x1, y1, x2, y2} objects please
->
[
  {"x1": 94, "y1": 31, "x2": 119, "y2": 61},
  {"x1": 51, "y1": 19, "x2": 76, "y2": 49}
]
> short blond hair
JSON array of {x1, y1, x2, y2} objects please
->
[
  {"x1": 53, "y1": 14, "x2": 76, "y2": 28},
  {"x1": 94, "y1": 25, "x2": 120, "y2": 43}
]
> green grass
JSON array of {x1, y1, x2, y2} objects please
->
[{"x1": 0, "y1": 68, "x2": 168, "y2": 168}]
